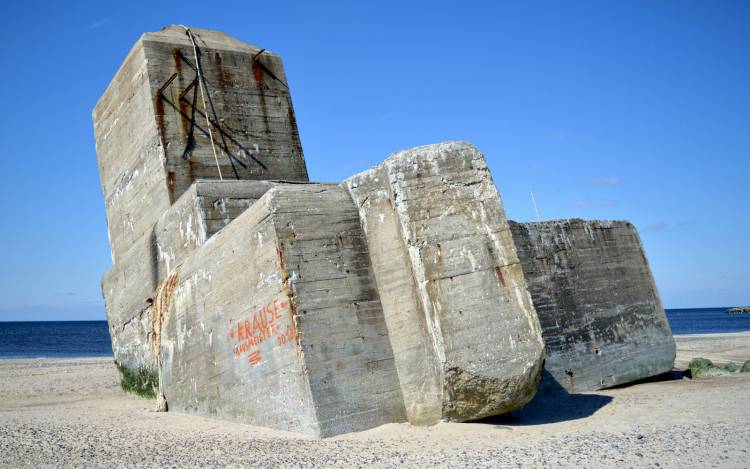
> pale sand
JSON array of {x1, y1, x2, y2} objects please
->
[
  {"x1": 674, "y1": 332, "x2": 750, "y2": 369},
  {"x1": 1, "y1": 333, "x2": 748, "y2": 468}
]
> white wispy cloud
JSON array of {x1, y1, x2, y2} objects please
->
[
  {"x1": 644, "y1": 222, "x2": 669, "y2": 232},
  {"x1": 590, "y1": 177, "x2": 622, "y2": 186},
  {"x1": 87, "y1": 18, "x2": 112, "y2": 31},
  {"x1": 546, "y1": 130, "x2": 593, "y2": 144}
]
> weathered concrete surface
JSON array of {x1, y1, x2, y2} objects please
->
[
  {"x1": 153, "y1": 180, "x2": 280, "y2": 280},
  {"x1": 509, "y1": 219, "x2": 676, "y2": 392},
  {"x1": 94, "y1": 26, "x2": 309, "y2": 372},
  {"x1": 157, "y1": 185, "x2": 406, "y2": 436},
  {"x1": 103, "y1": 180, "x2": 283, "y2": 370},
  {"x1": 93, "y1": 26, "x2": 308, "y2": 264},
  {"x1": 343, "y1": 142, "x2": 545, "y2": 425}
]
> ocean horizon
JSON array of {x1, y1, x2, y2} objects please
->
[{"x1": 0, "y1": 307, "x2": 748, "y2": 359}]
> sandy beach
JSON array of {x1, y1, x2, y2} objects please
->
[
  {"x1": 1, "y1": 333, "x2": 748, "y2": 468},
  {"x1": 674, "y1": 332, "x2": 750, "y2": 369}
]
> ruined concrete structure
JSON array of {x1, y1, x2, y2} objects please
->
[
  {"x1": 102, "y1": 180, "x2": 280, "y2": 368},
  {"x1": 94, "y1": 26, "x2": 674, "y2": 436},
  {"x1": 158, "y1": 185, "x2": 407, "y2": 436},
  {"x1": 509, "y1": 220, "x2": 676, "y2": 392},
  {"x1": 344, "y1": 143, "x2": 544, "y2": 424},
  {"x1": 94, "y1": 26, "x2": 307, "y2": 370}
]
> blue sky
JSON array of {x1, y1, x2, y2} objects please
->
[{"x1": 0, "y1": 1, "x2": 748, "y2": 320}]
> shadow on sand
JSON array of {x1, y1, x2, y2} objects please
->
[
  {"x1": 606, "y1": 370, "x2": 687, "y2": 388},
  {"x1": 476, "y1": 371, "x2": 613, "y2": 426}
]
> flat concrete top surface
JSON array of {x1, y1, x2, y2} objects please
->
[
  {"x1": 142, "y1": 25, "x2": 265, "y2": 54},
  {"x1": 1, "y1": 332, "x2": 748, "y2": 467},
  {"x1": 510, "y1": 218, "x2": 630, "y2": 229}
]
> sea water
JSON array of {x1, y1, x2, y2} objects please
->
[
  {"x1": 0, "y1": 321, "x2": 112, "y2": 359},
  {"x1": 664, "y1": 307, "x2": 750, "y2": 335},
  {"x1": 0, "y1": 308, "x2": 748, "y2": 359}
]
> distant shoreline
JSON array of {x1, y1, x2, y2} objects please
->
[
  {"x1": 673, "y1": 331, "x2": 750, "y2": 338},
  {"x1": 0, "y1": 307, "x2": 744, "y2": 322},
  {"x1": 0, "y1": 354, "x2": 113, "y2": 361},
  {"x1": 2, "y1": 310, "x2": 749, "y2": 359},
  {"x1": 3, "y1": 331, "x2": 750, "y2": 361}
]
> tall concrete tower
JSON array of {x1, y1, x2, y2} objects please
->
[
  {"x1": 94, "y1": 26, "x2": 308, "y2": 370},
  {"x1": 94, "y1": 25, "x2": 308, "y2": 263}
]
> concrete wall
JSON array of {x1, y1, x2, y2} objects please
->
[
  {"x1": 508, "y1": 219, "x2": 676, "y2": 392},
  {"x1": 143, "y1": 27, "x2": 308, "y2": 202},
  {"x1": 103, "y1": 180, "x2": 281, "y2": 370},
  {"x1": 95, "y1": 26, "x2": 309, "y2": 370},
  {"x1": 343, "y1": 142, "x2": 545, "y2": 424},
  {"x1": 158, "y1": 185, "x2": 406, "y2": 437},
  {"x1": 95, "y1": 25, "x2": 675, "y2": 436},
  {"x1": 93, "y1": 39, "x2": 168, "y2": 265},
  {"x1": 153, "y1": 180, "x2": 280, "y2": 280},
  {"x1": 93, "y1": 26, "x2": 308, "y2": 264}
]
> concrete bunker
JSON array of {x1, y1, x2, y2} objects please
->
[
  {"x1": 95, "y1": 25, "x2": 308, "y2": 372},
  {"x1": 343, "y1": 142, "x2": 545, "y2": 424},
  {"x1": 508, "y1": 219, "x2": 676, "y2": 392},
  {"x1": 156, "y1": 185, "x2": 407, "y2": 436},
  {"x1": 93, "y1": 25, "x2": 675, "y2": 436}
]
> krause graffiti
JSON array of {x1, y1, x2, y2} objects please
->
[{"x1": 229, "y1": 297, "x2": 297, "y2": 367}]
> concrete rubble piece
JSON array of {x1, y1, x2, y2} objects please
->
[
  {"x1": 344, "y1": 142, "x2": 545, "y2": 424},
  {"x1": 509, "y1": 219, "x2": 676, "y2": 392},
  {"x1": 94, "y1": 26, "x2": 675, "y2": 437},
  {"x1": 157, "y1": 185, "x2": 406, "y2": 437},
  {"x1": 102, "y1": 180, "x2": 282, "y2": 370}
]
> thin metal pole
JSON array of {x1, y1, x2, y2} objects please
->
[
  {"x1": 530, "y1": 190, "x2": 541, "y2": 221},
  {"x1": 181, "y1": 25, "x2": 223, "y2": 180}
]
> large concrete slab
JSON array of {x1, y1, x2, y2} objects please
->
[
  {"x1": 508, "y1": 219, "x2": 676, "y2": 392},
  {"x1": 157, "y1": 185, "x2": 406, "y2": 436},
  {"x1": 93, "y1": 26, "x2": 308, "y2": 264},
  {"x1": 343, "y1": 141, "x2": 545, "y2": 424},
  {"x1": 95, "y1": 26, "x2": 310, "y2": 371},
  {"x1": 103, "y1": 180, "x2": 282, "y2": 370}
]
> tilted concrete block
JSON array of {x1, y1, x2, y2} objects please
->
[
  {"x1": 101, "y1": 232, "x2": 157, "y2": 370},
  {"x1": 103, "y1": 180, "x2": 280, "y2": 370},
  {"x1": 153, "y1": 180, "x2": 279, "y2": 280},
  {"x1": 157, "y1": 185, "x2": 406, "y2": 437},
  {"x1": 93, "y1": 26, "x2": 308, "y2": 263},
  {"x1": 508, "y1": 219, "x2": 676, "y2": 392},
  {"x1": 343, "y1": 141, "x2": 545, "y2": 425}
]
